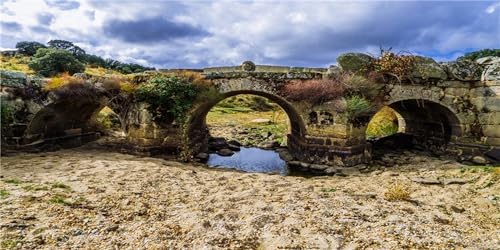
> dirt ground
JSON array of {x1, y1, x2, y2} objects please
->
[{"x1": 0, "y1": 147, "x2": 499, "y2": 249}]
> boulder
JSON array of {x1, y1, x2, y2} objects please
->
[
  {"x1": 336, "y1": 53, "x2": 374, "y2": 72},
  {"x1": 0, "y1": 70, "x2": 27, "y2": 88},
  {"x1": 475, "y1": 56, "x2": 500, "y2": 65},
  {"x1": 195, "y1": 152, "x2": 209, "y2": 162},
  {"x1": 410, "y1": 56, "x2": 447, "y2": 80},
  {"x1": 208, "y1": 137, "x2": 228, "y2": 151},
  {"x1": 444, "y1": 59, "x2": 482, "y2": 81}
]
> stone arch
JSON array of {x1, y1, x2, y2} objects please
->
[
  {"x1": 187, "y1": 90, "x2": 307, "y2": 153},
  {"x1": 373, "y1": 98, "x2": 463, "y2": 146}
]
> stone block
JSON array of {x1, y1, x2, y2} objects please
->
[
  {"x1": 470, "y1": 97, "x2": 500, "y2": 112},
  {"x1": 478, "y1": 112, "x2": 500, "y2": 125},
  {"x1": 444, "y1": 87, "x2": 469, "y2": 97},
  {"x1": 482, "y1": 125, "x2": 500, "y2": 137},
  {"x1": 469, "y1": 86, "x2": 500, "y2": 98},
  {"x1": 484, "y1": 137, "x2": 500, "y2": 146}
]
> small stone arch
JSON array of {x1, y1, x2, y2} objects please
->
[
  {"x1": 374, "y1": 98, "x2": 463, "y2": 146},
  {"x1": 187, "y1": 90, "x2": 307, "y2": 153}
]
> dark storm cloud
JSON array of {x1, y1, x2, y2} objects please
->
[
  {"x1": 37, "y1": 12, "x2": 54, "y2": 25},
  {"x1": 103, "y1": 17, "x2": 209, "y2": 44},
  {"x1": 1, "y1": 21, "x2": 21, "y2": 32},
  {"x1": 44, "y1": 0, "x2": 80, "y2": 10}
]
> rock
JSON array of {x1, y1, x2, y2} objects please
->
[
  {"x1": 278, "y1": 150, "x2": 294, "y2": 161},
  {"x1": 208, "y1": 137, "x2": 228, "y2": 151},
  {"x1": 105, "y1": 225, "x2": 119, "y2": 232},
  {"x1": 227, "y1": 140, "x2": 241, "y2": 147},
  {"x1": 450, "y1": 205, "x2": 465, "y2": 213},
  {"x1": 263, "y1": 141, "x2": 280, "y2": 149},
  {"x1": 227, "y1": 144, "x2": 240, "y2": 151},
  {"x1": 217, "y1": 148, "x2": 234, "y2": 156},
  {"x1": 442, "y1": 178, "x2": 468, "y2": 185},
  {"x1": 475, "y1": 56, "x2": 500, "y2": 65},
  {"x1": 309, "y1": 164, "x2": 328, "y2": 170},
  {"x1": 444, "y1": 59, "x2": 482, "y2": 81},
  {"x1": 410, "y1": 56, "x2": 447, "y2": 80},
  {"x1": 410, "y1": 177, "x2": 441, "y2": 185},
  {"x1": 324, "y1": 167, "x2": 336, "y2": 174},
  {"x1": 250, "y1": 118, "x2": 271, "y2": 124},
  {"x1": 482, "y1": 61, "x2": 500, "y2": 81},
  {"x1": 0, "y1": 70, "x2": 27, "y2": 88},
  {"x1": 485, "y1": 148, "x2": 500, "y2": 163},
  {"x1": 472, "y1": 156, "x2": 488, "y2": 165},
  {"x1": 336, "y1": 53, "x2": 374, "y2": 72},
  {"x1": 195, "y1": 153, "x2": 209, "y2": 162}
]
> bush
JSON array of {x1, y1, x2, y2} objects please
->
[
  {"x1": 1, "y1": 102, "x2": 13, "y2": 129},
  {"x1": 282, "y1": 79, "x2": 345, "y2": 105},
  {"x1": 384, "y1": 181, "x2": 411, "y2": 201},
  {"x1": 373, "y1": 50, "x2": 415, "y2": 82},
  {"x1": 136, "y1": 76, "x2": 198, "y2": 123},
  {"x1": 15, "y1": 41, "x2": 47, "y2": 56},
  {"x1": 338, "y1": 73, "x2": 381, "y2": 100},
  {"x1": 51, "y1": 80, "x2": 102, "y2": 104},
  {"x1": 345, "y1": 95, "x2": 372, "y2": 120},
  {"x1": 458, "y1": 49, "x2": 500, "y2": 61},
  {"x1": 28, "y1": 48, "x2": 85, "y2": 77}
]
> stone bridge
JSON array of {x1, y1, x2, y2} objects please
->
[{"x1": 1, "y1": 54, "x2": 499, "y2": 172}]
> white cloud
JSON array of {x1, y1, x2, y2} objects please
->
[{"x1": 0, "y1": 1, "x2": 497, "y2": 68}]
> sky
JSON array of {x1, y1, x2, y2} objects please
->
[{"x1": 0, "y1": 0, "x2": 499, "y2": 69}]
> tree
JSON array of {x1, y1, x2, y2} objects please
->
[
  {"x1": 83, "y1": 54, "x2": 106, "y2": 67},
  {"x1": 28, "y1": 48, "x2": 85, "y2": 76},
  {"x1": 47, "y1": 39, "x2": 86, "y2": 60},
  {"x1": 15, "y1": 41, "x2": 47, "y2": 56}
]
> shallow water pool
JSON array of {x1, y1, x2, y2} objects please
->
[{"x1": 207, "y1": 147, "x2": 287, "y2": 175}]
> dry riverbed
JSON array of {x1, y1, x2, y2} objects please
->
[{"x1": 0, "y1": 148, "x2": 499, "y2": 249}]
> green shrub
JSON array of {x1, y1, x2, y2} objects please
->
[
  {"x1": 345, "y1": 95, "x2": 372, "y2": 120},
  {"x1": 28, "y1": 48, "x2": 85, "y2": 77},
  {"x1": 458, "y1": 49, "x2": 500, "y2": 61},
  {"x1": 1, "y1": 102, "x2": 13, "y2": 129},
  {"x1": 136, "y1": 76, "x2": 198, "y2": 123}
]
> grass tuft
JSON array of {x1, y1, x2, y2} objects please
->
[
  {"x1": 0, "y1": 189, "x2": 10, "y2": 199},
  {"x1": 384, "y1": 181, "x2": 411, "y2": 201}
]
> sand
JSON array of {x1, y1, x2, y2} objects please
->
[{"x1": 0, "y1": 148, "x2": 499, "y2": 249}]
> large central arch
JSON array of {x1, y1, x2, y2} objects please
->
[{"x1": 187, "y1": 90, "x2": 307, "y2": 153}]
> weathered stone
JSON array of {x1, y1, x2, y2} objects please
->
[
  {"x1": 250, "y1": 118, "x2": 271, "y2": 124},
  {"x1": 471, "y1": 156, "x2": 488, "y2": 165},
  {"x1": 195, "y1": 152, "x2": 209, "y2": 162},
  {"x1": 485, "y1": 148, "x2": 500, "y2": 162},
  {"x1": 411, "y1": 56, "x2": 447, "y2": 80},
  {"x1": 444, "y1": 59, "x2": 482, "y2": 81},
  {"x1": 309, "y1": 164, "x2": 328, "y2": 170},
  {"x1": 336, "y1": 53, "x2": 374, "y2": 72},
  {"x1": 217, "y1": 148, "x2": 234, "y2": 156},
  {"x1": 482, "y1": 62, "x2": 500, "y2": 81},
  {"x1": 476, "y1": 56, "x2": 500, "y2": 65},
  {"x1": 482, "y1": 125, "x2": 500, "y2": 137},
  {"x1": 442, "y1": 178, "x2": 468, "y2": 185},
  {"x1": 410, "y1": 177, "x2": 441, "y2": 185},
  {"x1": 470, "y1": 97, "x2": 500, "y2": 112},
  {"x1": 0, "y1": 70, "x2": 27, "y2": 88}
]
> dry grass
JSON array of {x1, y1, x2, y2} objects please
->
[
  {"x1": 384, "y1": 181, "x2": 411, "y2": 201},
  {"x1": 282, "y1": 79, "x2": 346, "y2": 105},
  {"x1": 0, "y1": 55, "x2": 34, "y2": 74},
  {"x1": 84, "y1": 66, "x2": 125, "y2": 77}
]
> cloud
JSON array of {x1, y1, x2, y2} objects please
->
[
  {"x1": 44, "y1": 0, "x2": 80, "y2": 10},
  {"x1": 102, "y1": 17, "x2": 209, "y2": 43},
  {"x1": 37, "y1": 12, "x2": 54, "y2": 25},
  {"x1": 1, "y1": 21, "x2": 21, "y2": 31},
  {"x1": 0, "y1": 0, "x2": 498, "y2": 68}
]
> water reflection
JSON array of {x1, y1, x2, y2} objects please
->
[{"x1": 207, "y1": 147, "x2": 287, "y2": 175}]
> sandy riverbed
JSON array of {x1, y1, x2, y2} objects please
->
[{"x1": 0, "y1": 147, "x2": 499, "y2": 249}]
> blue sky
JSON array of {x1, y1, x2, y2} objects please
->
[{"x1": 1, "y1": 0, "x2": 499, "y2": 69}]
